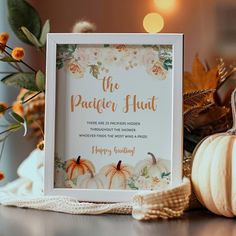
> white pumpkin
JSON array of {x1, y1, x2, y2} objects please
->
[
  {"x1": 191, "y1": 89, "x2": 236, "y2": 217},
  {"x1": 135, "y1": 152, "x2": 170, "y2": 178},
  {"x1": 76, "y1": 172, "x2": 105, "y2": 189}
]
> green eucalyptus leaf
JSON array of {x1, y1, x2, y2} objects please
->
[
  {"x1": 163, "y1": 59, "x2": 172, "y2": 71},
  {"x1": 22, "y1": 120, "x2": 28, "y2": 136},
  {"x1": 7, "y1": 0, "x2": 42, "y2": 44},
  {"x1": 56, "y1": 58, "x2": 64, "y2": 70},
  {"x1": 21, "y1": 27, "x2": 42, "y2": 48},
  {"x1": 161, "y1": 172, "x2": 171, "y2": 178},
  {"x1": 1, "y1": 72, "x2": 39, "y2": 91},
  {"x1": 10, "y1": 111, "x2": 24, "y2": 124},
  {"x1": 57, "y1": 44, "x2": 76, "y2": 55},
  {"x1": 163, "y1": 63, "x2": 168, "y2": 71},
  {"x1": 0, "y1": 56, "x2": 18, "y2": 62},
  {"x1": 10, "y1": 112, "x2": 27, "y2": 136},
  {"x1": 39, "y1": 20, "x2": 50, "y2": 46},
  {"x1": 35, "y1": 70, "x2": 45, "y2": 91}
]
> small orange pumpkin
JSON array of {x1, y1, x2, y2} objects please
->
[
  {"x1": 65, "y1": 156, "x2": 95, "y2": 180},
  {"x1": 100, "y1": 160, "x2": 133, "y2": 189}
]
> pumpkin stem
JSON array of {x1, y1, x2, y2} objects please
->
[
  {"x1": 117, "y1": 160, "x2": 122, "y2": 170},
  {"x1": 147, "y1": 152, "x2": 157, "y2": 164},
  {"x1": 228, "y1": 89, "x2": 236, "y2": 135},
  {"x1": 76, "y1": 156, "x2": 81, "y2": 164}
]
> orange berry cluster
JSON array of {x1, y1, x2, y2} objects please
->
[
  {"x1": 0, "y1": 171, "x2": 5, "y2": 181},
  {"x1": 0, "y1": 32, "x2": 25, "y2": 60},
  {"x1": 12, "y1": 47, "x2": 25, "y2": 61},
  {"x1": 0, "y1": 102, "x2": 8, "y2": 117},
  {"x1": 0, "y1": 32, "x2": 9, "y2": 52}
]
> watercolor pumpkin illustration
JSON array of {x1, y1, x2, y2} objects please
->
[
  {"x1": 65, "y1": 156, "x2": 95, "y2": 180},
  {"x1": 135, "y1": 152, "x2": 170, "y2": 178},
  {"x1": 77, "y1": 171, "x2": 105, "y2": 189},
  {"x1": 100, "y1": 160, "x2": 133, "y2": 189}
]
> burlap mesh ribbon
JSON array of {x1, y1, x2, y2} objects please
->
[
  {"x1": 132, "y1": 177, "x2": 191, "y2": 220},
  {"x1": 0, "y1": 178, "x2": 191, "y2": 220}
]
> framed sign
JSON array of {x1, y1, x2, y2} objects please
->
[{"x1": 45, "y1": 33, "x2": 183, "y2": 202}]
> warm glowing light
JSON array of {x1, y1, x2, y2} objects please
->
[
  {"x1": 154, "y1": 0, "x2": 176, "y2": 11},
  {"x1": 143, "y1": 13, "x2": 164, "y2": 33}
]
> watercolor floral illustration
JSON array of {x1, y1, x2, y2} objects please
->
[{"x1": 56, "y1": 44, "x2": 172, "y2": 80}]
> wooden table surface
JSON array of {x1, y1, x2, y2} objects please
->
[{"x1": 0, "y1": 206, "x2": 235, "y2": 236}]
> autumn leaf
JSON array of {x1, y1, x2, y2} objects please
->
[
  {"x1": 184, "y1": 104, "x2": 213, "y2": 131},
  {"x1": 184, "y1": 103, "x2": 230, "y2": 131},
  {"x1": 184, "y1": 54, "x2": 218, "y2": 93},
  {"x1": 193, "y1": 110, "x2": 232, "y2": 136},
  {"x1": 183, "y1": 89, "x2": 215, "y2": 112}
]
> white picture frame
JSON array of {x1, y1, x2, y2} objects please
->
[{"x1": 44, "y1": 33, "x2": 183, "y2": 202}]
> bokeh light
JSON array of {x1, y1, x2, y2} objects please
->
[
  {"x1": 143, "y1": 12, "x2": 164, "y2": 33},
  {"x1": 154, "y1": 0, "x2": 176, "y2": 11}
]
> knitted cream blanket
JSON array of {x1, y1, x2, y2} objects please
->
[{"x1": 0, "y1": 149, "x2": 191, "y2": 220}]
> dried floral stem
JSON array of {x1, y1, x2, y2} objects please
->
[
  {"x1": 0, "y1": 129, "x2": 17, "y2": 160},
  {"x1": 0, "y1": 72, "x2": 15, "y2": 74},
  {"x1": 0, "y1": 125, "x2": 20, "y2": 136},
  {"x1": 2, "y1": 91, "x2": 42, "y2": 113},
  {"x1": 14, "y1": 62, "x2": 23, "y2": 72},
  {"x1": 22, "y1": 91, "x2": 42, "y2": 103},
  {"x1": 19, "y1": 59, "x2": 36, "y2": 72},
  {"x1": 6, "y1": 60, "x2": 20, "y2": 72},
  {"x1": 0, "y1": 138, "x2": 6, "y2": 161},
  {"x1": 0, "y1": 125, "x2": 10, "y2": 128},
  {"x1": 0, "y1": 131, "x2": 12, "y2": 161},
  {"x1": 2, "y1": 44, "x2": 13, "y2": 51}
]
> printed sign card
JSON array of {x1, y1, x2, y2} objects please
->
[{"x1": 45, "y1": 34, "x2": 183, "y2": 202}]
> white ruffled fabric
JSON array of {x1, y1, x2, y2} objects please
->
[
  {"x1": 0, "y1": 149, "x2": 191, "y2": 220},
  {"x1": 0, "y1": 149, "x2": 44, "y2": 197}
]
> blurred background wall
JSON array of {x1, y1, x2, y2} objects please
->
[{"x1": 30, "y1": 0, "x2": 236, "y2": 70}]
